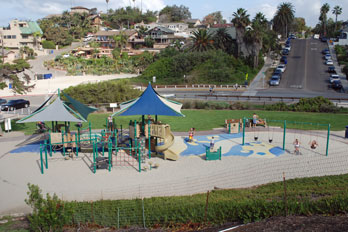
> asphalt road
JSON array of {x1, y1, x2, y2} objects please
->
[{"x1": 278, "y1": 38, "x2": 336, "y2": 93}]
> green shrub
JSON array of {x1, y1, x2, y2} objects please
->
[
  {"x1": 42, "y1": 40, "x2": 56, "y2": 49},
  {"x1": 25, "y1": 184, "x2": 72, "y2": 232},
  {"x1": 63, "y1": 79, "x2": 141, "y2": 104}
]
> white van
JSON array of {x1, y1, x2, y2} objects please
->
[{"x1": 314, "y1": 34, "x2": 320, "y2": 39}]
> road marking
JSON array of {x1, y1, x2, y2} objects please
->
[
  {"x1": 310, "y1": 42, "x2": 318, "y2": 45},
  {"x1": 311, "y1": 48, "x2": 317, "y2": 51}
]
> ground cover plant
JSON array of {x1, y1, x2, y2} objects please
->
[{"x1": 19, "y1": 174, "x2": 348, "y2": 230}]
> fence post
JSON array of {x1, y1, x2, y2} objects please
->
[
  {"x1": 204, "y1": 191, "x2": 210, "y2": 223},
  {"x1": 326, "y1": 124, "x2": 330, "y2": 156},
  {"x1": 44, "y1": 140, "x2": 48, "y2": 169},
  {"x1": 283, "y1": 172, "x2": 287, "y2": 216},
  {"x1": 283, "y1": 120, "x2": 286, "y2": 150},
  {"x1": 40, "y1": 144, "x2": 44, "y2": 174},
  {"x1": 142, "y1": 198, "x2": 146, "y2": 228}
]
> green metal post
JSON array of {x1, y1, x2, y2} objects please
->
[
  {"x1": 78, "y1": 127, "x2": 81, "y2": 144},
  {"x1": 283, "y1": 120, "x2": 286, "y2": 150},
  {"x1": 64, "y1": 121, "x2": 67, "y2": 132},
  {"x1": 108, "y1": 141, "x2": 112, "y2": 171},
  {"x1": 228, "y1": 123, "x2": 231, "y2": 134},
  {"x1": 242, "y1": 118, "x2": 245, "y2": 145},
  {"x1": 155, "y1": 115, "x2": 158, "y2": 122},
  {"x1": 49, "y1": 131, "x2": 52, "y2": 157},
  {"x1": 51, "y1": 121, "x2": 54, "y2": 132},
  {"x1": 138, "y1": 143, "x2": 141, "y2": 173},
  {"x1": 148, "y1": 119, "x2": 151, "y2": 159},
  {"x1": 134, "y1": 120, "x2": 137, "y2": 149},
  {"x1": 75, "y1": 134, "x2": 78, "y2": 157},
  {"x1": 44, "y1": 140, "x2": 48, "y2": 169},
  {"x1": 89, "y1": 122, "x2": 92, "y2": 144},
  {"x1": 93, "y1": 141, "x2": 96, "y2": 174},
  {"x1": 40, "y1": 144, "x2": 44, "y2": 174},
  {"x1": 142, "y1": 115, "x2": 145, "y2": 135},
  {"x1": 238, "y1": 122, "x2": 240, "y2": 133},
  {"x1": 62, "y1": 131, "x2": 65, "y2": 156},
  {"x1": 101, "y1": 130, "x2": 105, "y2": 156},
  {"x1": 120, "y1": 124, "x2": 123, "y2": 140},
  {"x1": 326, "y1": 124, "x2": 330, "y2": 156}
]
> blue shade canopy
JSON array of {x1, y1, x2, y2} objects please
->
[
  {"x1": 112, "y1": 84, "x2": 184, "y2": 117},
  {"x1": 17, "y1": 98, "x2": 85, "y2": 123}
]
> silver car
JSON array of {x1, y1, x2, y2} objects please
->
[{"x1": 269, "y1": 75, "x2": 280, "y2": 86}]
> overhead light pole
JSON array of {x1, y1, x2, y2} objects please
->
[{"x1": 0, "y1": 31, "x2": 4, "y2": 64}]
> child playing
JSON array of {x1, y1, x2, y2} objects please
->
[
  {"x1": 309, "y1": 140, "x2": 318, "y2": 149},
  {"x1": 293, "y1": 139, "x2": 301, "y2": 154},
  {"x1": 188, "y1": 128, "x2": 193, "y2": 142},
  {"x1": 210, "y1": 136, "x2": 215, "y2": 151}
]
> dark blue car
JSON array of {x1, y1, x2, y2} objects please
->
[{"x1": 1, "y1": 99, "x2": 30, "y2": 111}]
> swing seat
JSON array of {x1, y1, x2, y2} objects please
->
[
  {"x1": 269, "y1": 139, "x2": 273, "y2": 143},
  {"x1": 254, "y1": 137, "x2": 258, "y2": 141}
]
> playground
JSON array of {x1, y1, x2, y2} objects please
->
[{"x1": 0, "y1": 84, "x2": 348, "y2": 216}]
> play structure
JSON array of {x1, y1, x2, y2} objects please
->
[
  {"x1": 206, "y1": 146, "x2": 222, "y2": 160},
  {"x1": 19, "y1": 84, "x2": 185, "y2": 174}
]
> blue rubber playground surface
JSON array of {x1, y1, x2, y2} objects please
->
[{"x1": 180, "y1": 133, "x2": 285, "y2": 158}]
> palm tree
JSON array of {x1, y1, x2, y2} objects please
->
[
  {"x1": 213, "y1": 28, "x2": 233, "y2": 53},
  {"x1": 332, "y1": 5, "x2": 342, "y2": 32},
  {"x1": 319, "y1": 3, "x2": 330, "y2": 37},
  {"x1": 253, "y1": 12, "x2": 268, "y2": 29},
  {"x1": 113, "y1": 32, "x2": 128, "y2": 49},
  {"x1": 273, "y1": 2, "x2": 295, "y2": 38},
  {"x1": 232, "y1": 8, "x2": 250, "y2": 57},
  {"x1": 106, "y1": 0, "x2": 109, "y2": 13},
  {"x1": 190, "y1": 29, "x2": 214, "y2": 52}
]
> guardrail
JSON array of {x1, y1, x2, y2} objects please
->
[
  {"x1": 179, "y1": 94, "x2": 348, "y2": 104},
  {"x1": 153, "y1": 84, "x2": 248, "y2": 90}
]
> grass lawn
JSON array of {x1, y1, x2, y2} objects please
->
[{"x1": 11, "y1": 110, "x2": 348, "y2": 135}]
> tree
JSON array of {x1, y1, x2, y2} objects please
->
[
  {"x1": 44, "y1": 27, "x2": 73, "y2": 46},
  {"x1": 159, "y1": 5, "x2": 191, "y2": 22},
  {"x1": 319, "y1": 3, "x2": 330, "y2": 37},
  {"x1": 203, "y1": 11, "x2": 225, "y2": 26},
  {"x1": 190, "y1": 29, "x2": 214, "y2": 52},
  {"x1": 232, "y1": 8, "x2": 250, "y2": 57},
  {"x1": 332, "y1": 5, "x2": 342, "y2": 32},
  {"x1": 213, "y1": 28, "x2": 233, "y2": 54},
  {"x1": 292, "y1": 17, "x2": 306, "y2": 34},
  {"x1": 113, "y1": 32, "x2": 128, "y2": 49},
  {"x1": 273, "y1": 2, "x2": 295, "y2": 38}
]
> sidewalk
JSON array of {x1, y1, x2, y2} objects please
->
[
  {"x1": 0, "y1": 73, "x2": 138, "y2": 97},
  {"x1": 328, "y1": 43, "x2": 348, "y2": 93},
  {"x1": 242, "y1": 56, "x2": 273, "y2": 96}
]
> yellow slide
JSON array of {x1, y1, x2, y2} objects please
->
[{"x1": 155, "y1": 131, "x2": 179, "y2": 161}]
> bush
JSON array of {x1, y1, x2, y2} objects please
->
[
  {"x1": 42, "y1": 40, "x2": 56, "y2": 49},
  {"x1": 63, "y1": 79, "x2": 141, "y2": 104},
  {"x1": 25, "y1": 184, "x2": 72, "y2": 232}
]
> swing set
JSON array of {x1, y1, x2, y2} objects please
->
[{"x1": 241, "y1": 117, "x2": 331, "y2": 156}]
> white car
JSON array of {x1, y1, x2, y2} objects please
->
[
  {"x1": 63, "y1": 54, "x2": 70, "y2": 58},
  {"x1": 83, "y1": 37, "x2": 91, "y2": 42},
  {"x1": 326, "y1": 59, "x2": 333, "y2": 65},
  {"x1": 324, "y1": 54, "x2": 331, "y2": 60},
  {"x1": 329, "y1": 74, "x2": 340, "y2": 83},
  {"x1": 284, "y1": 45, "x2": 291, "y2": 51},
  {"x1": 277, "y1": 64, "x2": 286, "y2": 73}
]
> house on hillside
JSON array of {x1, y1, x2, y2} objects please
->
[
  {"x1": 70, "y1": 6, "x2": 90, "y2": 14},
  {"x1": 184, "y1": 19, "x2": 202, "y2": 28},
  {"x1": 147, "y1": 26, "x2": 182, "y2": 49},
  {"x1": 1, "y1": 50, "x2": 18, "y2": 63},
  {"x1": 0, "y1": 20, "x2": 43, "y2": 51}
]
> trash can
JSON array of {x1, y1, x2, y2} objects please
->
[
  {"x1": 8, "y1": 83, "x2": 12, "y2": 89},
  {"x1": 345, "y1": 126, "x2": 348, "y2": 139}
]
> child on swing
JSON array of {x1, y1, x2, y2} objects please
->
[{"x1": 309, "y1": 140, "x2": 318, "y2": 149}]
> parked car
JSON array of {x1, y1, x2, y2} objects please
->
[
  {"x1": 273, "y1": 69, "x2": 283, "y2": 78},
  {"x1": 282, "y1": 49, "x2": 289, "y2": 55},
  {"x1": 325, "y1": 59, "x2": 333, "y2": 65},
  {"x1": 328, "y1": 66, "x2": 336, "y2": 73},
  {"x1": 280, "y1": 56, "x2": 287, "y2": 64},
  {"x1": 286, "y1": 40, "x2": 291, "y2": 46},
  {"x1": 322, "y1": 48, "x2": 330, "y2": 55},
  {"x1": 277, "y1": 64, "x2": 286, "y2": 73},
  {"x1": 0, "y1": 98, "x2": 6, "y2": 105},
  {"x1": 330, "y1": 80, "x2": 343, "y2": 90},
  {"x1": 269, "y1": 75, "x2": 281, "y2": 86},
  {"x1": 290, "y1": 34, "x2": 296, "y2": 39},
  {"x1": 1, "y1": 99, "x2": 30, "y2": 111},
  {"x1": 284, "y1": 45, "x2": 291, "y2": 51},
  {"x1": 321, "y1": 37, "x2": 327, "y2": 42},
  {"x1": 324, "y1": 54, "x2": 331, "y2": 60},
  {"x1": 329, "y1": 74, "x2": 340, "y2": 83}
]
